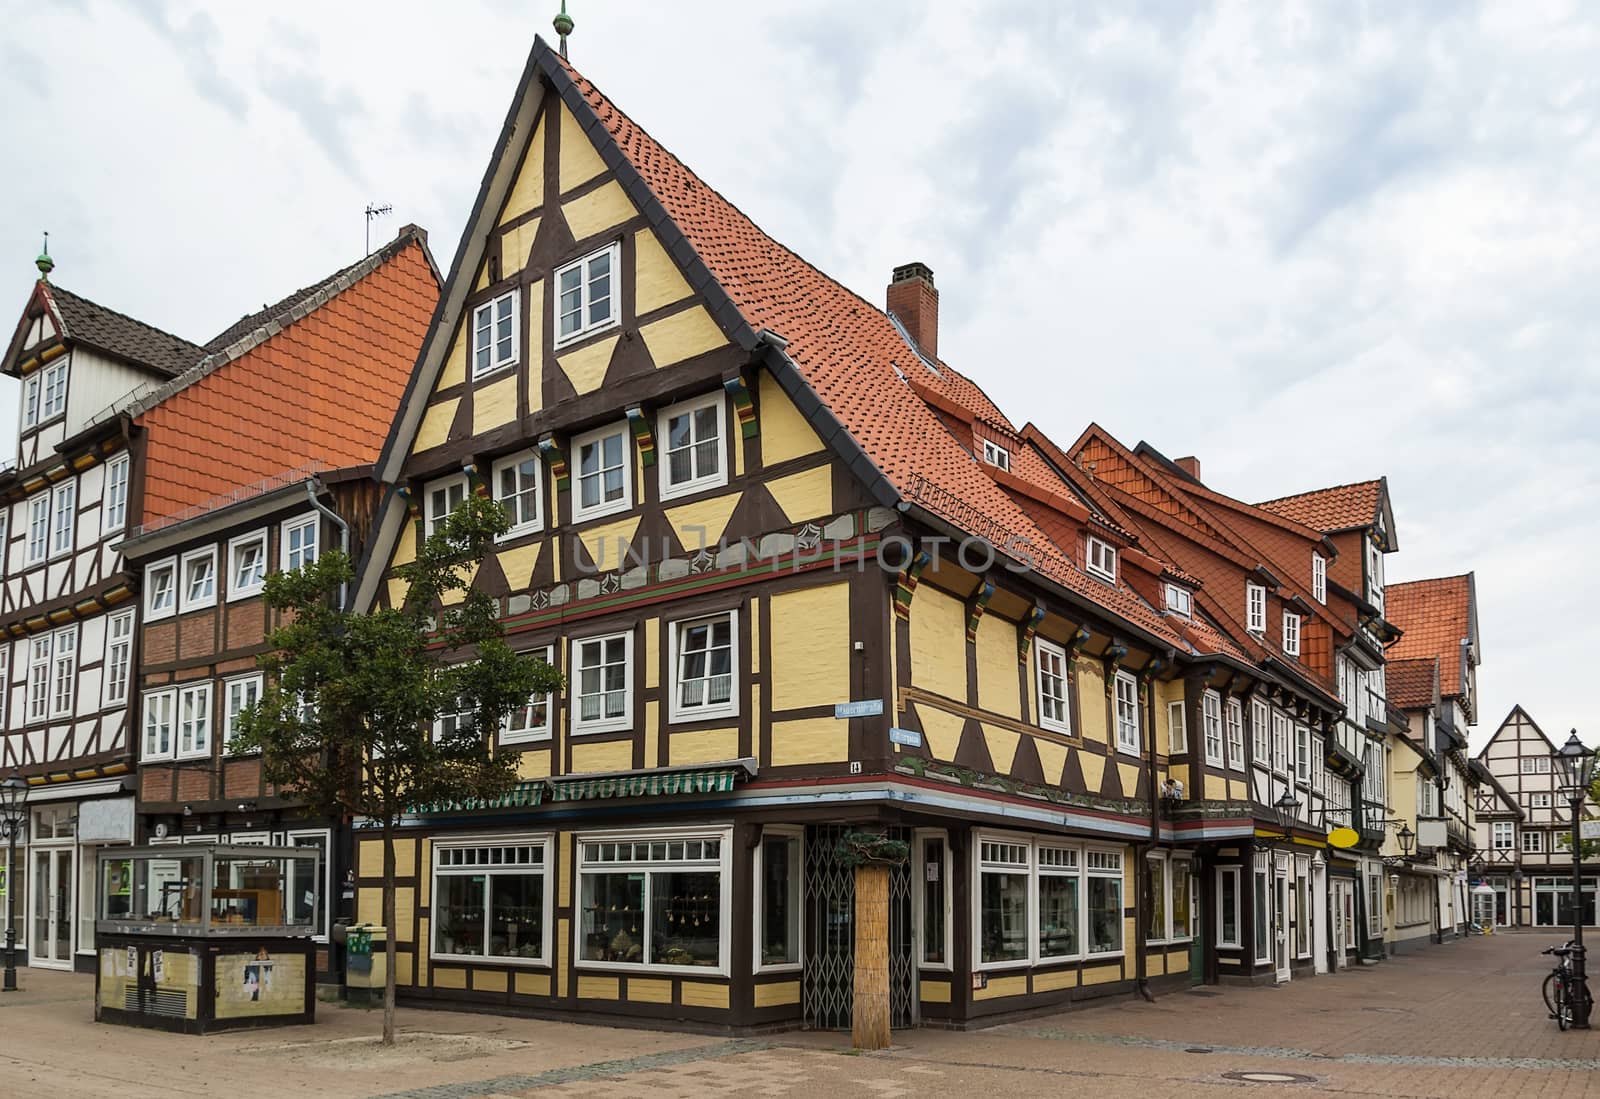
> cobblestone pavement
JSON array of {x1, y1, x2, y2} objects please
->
[{"x1": 6, "y1": 930, "x2": 1599, "y2": 1098}]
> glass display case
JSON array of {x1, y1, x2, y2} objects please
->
[{"x1": 97, "y1": 844, "x2": 320, "y2": 937}]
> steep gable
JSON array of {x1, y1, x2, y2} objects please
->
[{"x1": 1385, "y1": 573, "x2": 1477, "y2": 699}]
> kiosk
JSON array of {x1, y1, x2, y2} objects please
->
[{"x1": 94, "y1": 844, "x2": 320, "y2": 1033}]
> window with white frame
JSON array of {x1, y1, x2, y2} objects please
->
[
  {"x1": 1165, "y1": 584, "x2": 1191, "y2": 617},
  {"x1": 1295, "y1": 723, "x2": 1310, "y2": 784},
  {"x1": 1226, "y1": 697, "x2": 1246, "y2": 771},
  {"x1": 670, "y1": 612, "x2": 736, "y2": 722},
  {"x1": 50, "y1": 481, "x2": 75, "y2": 558},
  {"x1": 432, "y1": 689, "x2": 475, "y2": 743},
  {"x1": 176, "y1": 682, "x2": 212, "y2": 759},
  {"x1": 1492, "y1": 821, "x2": 1515, "y2": 850},
  {"x1": 224, "y1": 674, "x2": 262, "y2": 751},
  {"x1": 1312, "y1": 553, "x2": 1327, "y2": 604},
  {"x1": 501, "y1": 646, "x2": 555, "y2": 745},
  {"x1": 981, "y1": 439, "x2": 1010, "y2": 471},
  {"x1": 143, "y1": 688, "x2": 176, "y2": 760},
  {"x1": 0, "y1": 515, "x2": 6, "y2": 578},
  {"x1": 424, "y1": 477, "x2": 467, "y2": 539},
  {"x1": 492, "y1": 450, "x2": 543, "y2": 537},
  {"x1": 433, "y1": 837, "x2": 551, "y2": 963},
  {"x1": 145, "y1": 557, "x2": 177, "y2": 619},
  {"x1": 471, "y1": 289, "x2": 518, "y2": 378},
  {"x1": 573, "y1": 424, "x2": 631, "y2": 521},
  {"x1": 102, "y1": 454, "x2": 129, "y2": 537},
  {"x1": 1038, "y1": 844, "x2": 1081, "y2": 960},
  {"x1": 281, "y1": 515, "x2": 318, "y2": 572},
  {"x1": 976, "y1": 839, "x2": 1031, "y2": 966},
  {"x1": 26, "y1": 635, "x2": 50, "y2": 722},
  {"x1": 1114, "y1": 671, "x2": 1140, "y2": 755},
  {"x1": 659, "y1": 393, "x2": 727, "y2": 501},
  {"x1": 1521, "y1": 756, "x2": 1552, "y2": 774},
  {"x1": 22, "y1": 373, "x2": 40, "y2": 429},
  {"x1": 755, "y1": 828, "x2": 802, "y2": 970},
  {"x1": 577, "y1": 829, "x2": 729, "y2": 973},
  {"x1": 0, "y1": 650, "x2": 7, "y2": 726},
  {"x1": 1271, "y1": 711, "x2": 1289, "y2": 774},
  {"x1": 974, "y1": 835, "x2": 1123, "y2": 968},
  {"x1": 573, "y1": 631, "x2": 631, "y2": 733},
  {"x1": 1147, "y1": 853, "x2": 1194, "y2": 944},
  {"x1": 1256, "y1": 862, "x2": 1274, "y2": 962},
  {"x1": 41, "y1": 360, "x2": 67, "y2": 421},
  {"x1": 1167, "y1": 700, "x2": 1188, "y2": 755},
  {"x1": 555, "y1": 243, "x2": 619, "y2": 346},
  {"x1": 228, "y1": 530, "x2": 268, "y2": 600},
  {"x1": 915, "y1": 831, "x2": 951, "y2": 968},
  {"x1": 1085, "y1": 847, "x2": 1124, "y2": 955},
  {"x1": 1532, "y1": 792, "x2": 1553, "y2": 809},
  {"x1": 26, "y1": 494, "x2": 48, "y2": 565},
  {"x1": 1203, "y1": 690, "x2": 1224, "y2": 766},
  {"x1": 1312, "y1": 736, "x2": 1325, "y2": 793},
  {"x1": 1523, "y1": 831, "x2": 1544, "y2": 854},
  {"x1": 1246, "y1": 582, "x2": 1266, "y2": 633},
  {"x1": 1251, "y1": 698, "x2": 1270, "y2": 768},
  {"x1": 1035, "y1": 639, "x2": 1072, "y2": 735},
  {"x1": 49, "y1": 625, "x2": 76, "y2": 718},
  {"x1": 1282, "y1": 612, "x2": 1300, "y2": 657},
  {"x1": 1086, "y1": 537, "x2": 1117, "y2": 582},
  {"x1": 180, "y1": 547, "x2": 216, "y2": 611},
  {"x1": 1216, "y1": 865, "x2": 1242, "y2": 949},
  {"x1": 285, "y1": 829, "x2": 332, "y2": 938}
]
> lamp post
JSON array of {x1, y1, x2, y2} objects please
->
[
  {"x1": 1274, "y1": 789, "x2": 1302, "y2": 835},
  {"x1": 1555, "y1": 730, "x2": 1596, "y2": 1029},
  {"x1": 1, "y1": 775, "x2": 28, "y2": 992}
]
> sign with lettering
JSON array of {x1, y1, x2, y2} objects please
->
[
  {"x1": 1580, "y1": 820, "x2": 1600, "y2": 841},
  {"x1": 889, "y1": 727, "x2": 922, "y2": 748},
  {"x1": 834, "y1": 699, "x2": 884, "y2": 719}
]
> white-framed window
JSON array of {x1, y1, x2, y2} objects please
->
[
  {"x1": 573, "y1": 423, "x2": 631, "y2": 522},
  {"x1": 974, "y1": 833, "x2": 1124, "y2": 970},
  {"x1": 143, "y1": 688, "x2": 176, "y2": 761},
  {"x1": 1034, "y1": 638, "x2": 1072, "y2": 735},
  {"x1": 1312, "y1": 736, "x2": 1325, "y2": 793},
  {"x1": 555, "y1": 243, "x2": 619, "y2": 346},
  {"x1": 1523, "y1": 831, "x2": 1544, "y2": 854},
  {"x1": 285, "y1": 828, "x2": 333, "y2": 939},
  {"x1": 975, "y1": 837, "x2": 1030, "y2": 967},
  {"x1": 668, "y1": 611, "x2": 737, "y2": 722},
  {"x1": 1086, "y1": 536, "x2": 1117, "y2": 582},
  {"x1": 1146, "y1": 853, "x2": 1194, "y2": 944},
  {"x1": 176, "y1": 682, "x2": 212, "y2": 760},
  {"x1": 1165, "y1": 584, "x2": 1192, "y2": 617},
  {"x1": 914, "y1": 830, "x2": 952, "y2": 969},
  {"x1": 1295, "y1": 723, "x2": 1310, "y2": 784},
  {"x1": 1035, "y1": 844, "x2": 1080, "y2": 961},
  {"x1": 145, "y1": 557, "x2": 177, "y2": 620},
  {"x1": 1167, "y1": 700, "x2": 1188, "y2": 755},
  {"x1": 981, "y1": 439, "x2": 1010, "y2": 471},
  {"x1": 576, "y1": 827, "x2": 731, "y2": 975},
  {"x1": 1114, "y1": 671, "x2": 1140, "y2": 755},
  {"x1": 1216, "y1": 865, "x2": 1242, "y2": 949},
  {"x1": 281, "y1": 515, "x2": 318, "y2": 572},
  {"x1": 1532, "y1": 792, "x2": 1553, "y2": 809},
  {"x1": 49, "y1": 625, "x2": 77, "y2": 718},
  {"x1": 501, "y1": 646, "x2": 555, "y2": 745},
  {"x1": 102, "y1": 454, "x2": 130, "y2": 537},
  {"x1": 432, "y1": 690, "x2": 475, "y2": 743},
  {"x1": 180, "y1": 547, "x2": 217, "y2": 611},
  {"x1": 1283, "y1": 612, "x2": 1300, "y2": 658},
  {"x1": 1521, "y1": 756, "x2": 1552, "y2": 774},
  {"x1": 1225, "y1": 697, "x2": 1245, "y2": 772},
  {"x1": 50, "y1": 480, "x2": 75, "y2": 558},
  {"x1": 492, "y1": 450, "x2": 543, "y2": 538},
  {"x1": 572, "y1": 631, "x2": 632, "y2": 733},
  {"x1": 1256, "y1": 861, "x2": 1274, "y2": 962},
  {"x1": 433, "y1": 836, "x2": 552, "y2": 964},
  {"x1": 1250, "y1": 698, "x2": 1269, "y2": 767},
  {"x1": 1271, "y1": 711, "x2": 1289, "y2": 774},
  {"x1": 224, "y1": 674, "x2": 263, "y2": 751},
  {"x1": 754, "y1": 827, "x2": 802, "y2": 972},
  {"x1": 1491, "y1": 821, "x2": 1515, "y2": 850},
  {"x1": 0, "y1": 649, "x2": 7, "y2": 727},
  {"x1": 0, "y1": 515, "x2": 6, "y2": 578},
  {"x1": 26, "y1": 635, "x2": 50, "y2": 722},
  {"x1": 22, "y1": 373, "x2": 40, "y2": 429},
  {"x1": 41, "y1": 360, "x2": 67, "y2": 421},
  {"x1": 26, "y1": 494, "x2": 48, "y2": 565},
  {"x1": 227, "y1": 530, "x2": 268, "y2": 600},
  {"x1": 1312, "y1": 553, "x2": 1327, "y2": 604},
  {"x1": 1202, "y1": 690, "x2": 1224, "y2": 766},
  {"x1": 471, "y1": 289, "x2": 519, "y2": 378},
  {"x1": 658, "y1": 393, "x2": 727, "y2": 501},
  {"x1": 424, "y1": 477, "x2": 467, "y2": 539},
  {"x1": 1084, "y1": 847, "x2": 1125, "y2": 956},
  {"x1": 1246, "y1": 582, "x2": 1266, "y2": 633}
]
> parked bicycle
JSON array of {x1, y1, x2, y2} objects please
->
[{"x1": 1543, "y1": 942, "x2": 1592, "y2": 1030}]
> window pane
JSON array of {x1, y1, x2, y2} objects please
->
[
  {"x1": 1147, "y1": 860, "x2": 1167, "y2": 939},
  {"x1": 651, "y1": 870, "x2": 720, "y2": 968},
  {"x1": 1088, "y1": 876, "x2": 1122, "y2": 954},
  {"x1": 921, "y1": 839, "x2": 946, "y2": 965},
  {"x1": 1173, "y1": 865, "x2": 1191, "y2": 938},
  {"x1": 435, "y1": 874, "x2": 486, "y2": 956},
  {"x1": 1221, "y1": 871, "x2": 1238, "y2": 945},
  {"x1": 489, "y1": 872, "x2": 544, "y2": 959},
  {"x1": 979, "y1": 870, "x2": 1029, "y2": 963},
  {"x1": 581, "y1": 871, "x2": 644, "y2": 964},
  {"x1": 1039, "y1": 874, "x2": 1079, "y2": 958},
  {"x1": 760, "y1": 836, "x2": 799, "y2": 967}
]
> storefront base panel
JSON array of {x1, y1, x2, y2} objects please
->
[{"x1": 391, "y1": 984, "x2": 797, "y2": 1036}]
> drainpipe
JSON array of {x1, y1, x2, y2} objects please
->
[
  {"x1": 305, "y1": 479, "x2": 350, "y2": 610},
  {"x1": 1135, "y1": 653, "x2": 1174, "y2": 1004}
]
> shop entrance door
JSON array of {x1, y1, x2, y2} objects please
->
[
  {"x1": 30, "y1": 847, "x2": 73, "y2": 969},
  {"x1": 1331, "y1": 880, "x2": 1352, "y2": 968},
  {"x1": 1273, "y1": 860, "x2": 1290, "y2": 983},
  {"x1": 802, "y1": 824, "x2": 914, "y2": 1030}
]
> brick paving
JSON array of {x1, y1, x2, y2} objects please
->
[{"x1": 3, "y1": 929, "x2": 1597, "y2": 1097}]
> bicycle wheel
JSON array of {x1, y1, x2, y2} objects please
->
[
  {"x1": 1556, "y1": 980, "x2": 1571, "y2": 1031},
  {"x1": 1545, "y1": 972, "x2": 1560, "y2": 1017}
]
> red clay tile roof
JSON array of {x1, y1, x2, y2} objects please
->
[
  {"x1": 1386, "y1": 657, "x2": 1439, "y2": 710},
  {"x1": 1385, "y1": 574, "x2": 1474, "y2": 697},
  {"x1": 44, "y1": 284, "x2": 205, "y2": 377},
  {"x1": 1257, "y1": 480, "x2": 1382, "y2": 533}
]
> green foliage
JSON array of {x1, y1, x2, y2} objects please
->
[{"x1": 834, "y1": 831, "x2": 910, "y2": 868}]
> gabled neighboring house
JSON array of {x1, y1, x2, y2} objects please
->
[
  {"x1": 0, "y1": 227, "x2": 437, "y2": 973},
  {"x1": 1470, "y1": 758, "x2": 1523, "y2": 925}
]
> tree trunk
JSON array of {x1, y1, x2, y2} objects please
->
[
  {"x1": 852, "y1": 863, "x2": 891, "y2": 1051},
  {"x1": 382, "y1": 816, "x2": 397, "y2": 1047}
]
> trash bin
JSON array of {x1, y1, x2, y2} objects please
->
[{"x1": 343, "y1": 924, "x2": 387, "y2": 1005}]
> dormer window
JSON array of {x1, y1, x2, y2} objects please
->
[
  {"x1": 471, "y1": 290, "x2": 518, "y2": 378},
  {"x1": 1164, "y1": 584, "x2": 1191, "y2": 617},
  {"x1": 1245, "y1": 583, "x2": 1266, "y2": 633},
  {"x1": 981, "y1": 439, "x2": 1010, "y2": 471},
  {"x1": 555, "y1": 243, "x2": 619, "y2": 346},
  {"x1": 42, "y1": 360, "x2": 67, "y2": 420},
  {"x1": 1311, "y1": 552, "x2": 1326, "y2": 604},
  {"x1": 1085, "y1": 536, "x2": 1117, "y2": 582},
  {"x1": 1283, "y1": 612, "x2": 1301, "y2": 657}
]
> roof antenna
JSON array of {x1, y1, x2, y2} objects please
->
[
  {"x1": 554, "y1": 0, "x2": 574, "y2": 58},
  {"x1": 36, "y1": 232, "x2": 53, "y2": 281},
  {"x1": 365, "y1": 203, "x2": 392, "y2": 256}
]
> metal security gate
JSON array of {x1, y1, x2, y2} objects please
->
[{"x1": 802, "y1": 825, "x2": 915, "y2": 1030}]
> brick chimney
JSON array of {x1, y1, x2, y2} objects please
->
[
  {"x1": 1175, "y1": 456, "x2": 1201, "y2": 480},
  {"x1": 887, "y1": 262, "x2": 938, "y2": 361}
]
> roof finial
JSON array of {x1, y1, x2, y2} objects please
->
[
  {"x1": 553, "y1": 0, "x2": 574, "y2": 59},
  {"x1": 35, "y1": 232, "x2": 53, "y2": 281}
]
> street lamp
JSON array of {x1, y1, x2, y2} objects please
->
[
  {"x1": 1555, "y1": 730, "x2": 1596, "y2": 1029},
  {"x1": 1, "y1": 775, "x2": 28, "y2": 993},
  {"x1": 1274, "y1": 789, "x2": 1302, "y2": 835}
]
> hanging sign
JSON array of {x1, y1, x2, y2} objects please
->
[
  {"x1": 834, "y1": 699, "x2": 884, "y2": 719},
  {"x1": 889, "y1": 727, "x2": 922, "y2": 748},
  {"x1": 1326, "y1": 827, "x2": 1359, "y2": 850},
  {"x1": 1580, "y1": 820, "x2": 1600, "y2": 841}
]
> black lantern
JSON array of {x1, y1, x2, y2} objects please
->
[
  {"x1": 0, "y1": 776, "x2": 25, "y2": 822},
  {"x1": 1, "y1": 774, "x2": 28, "y2": 993},
  {"x1": 1556, "y1": 731, "x2": 1596, "y2": 799},
  {"x1": 1274, "y1": 789, "x2": 1302, "y2": 833},
  {"x1": 1397, "y1": 824, "x2": 1415, "y2": 858}
]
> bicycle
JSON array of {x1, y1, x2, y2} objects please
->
[{"x1": 1542, "y1": 943, "x2": 1592, "y2": 1030}]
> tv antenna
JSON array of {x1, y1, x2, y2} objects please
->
[{"x1": 365, "y1": 203, "x2": 393, "y2": 256}]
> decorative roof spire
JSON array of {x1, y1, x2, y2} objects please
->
[
  {"x1": 553, "y1": 0, "x2": 574, "y2": 59},
  {"x1": 35, "y1": 232, "x2": 53, "y2": 281}
]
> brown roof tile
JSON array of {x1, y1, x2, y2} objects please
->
[
  {"x1": 1257, "y1": 480, "x2": 1382, "y2": 533},
  {"x1": 44, "y1": 284, "x2": 205, "y2": 377},
  {"x1": 1387, "y1": 657, "x2": 1439, "y2": 710},
  {"x1": 1385, "y1": 574, "x2": 1474, "y2": 697}
]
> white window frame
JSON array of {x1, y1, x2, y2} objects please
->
[
  {"x1": 913, "y1": 829, "x2": 953, "y2": 971},
  {"x1": 176, "y1": 682, "x2": 213, "y2": 760},
  {"x1": 971, "y1": 832, "x2": 1126, "y2": 970},
  {"x1": 1167, "y1": 700, "x2": 1188, "y2": 755},
  {"x1": 284, "y1": 827, "x2": 334, "y2": 941},
  {"x1": 0, "y1": 514, "x2": 6, "y2": 579},
  {"x1": 574, "y1": 825, "x2": 732, "y2": 977},
  {"x1": 431, "y1": 833, "x2": 553, "y2": 966},
  {"x1": 179, "y1": 547, "x2": 217, "y2": 612},
  {"x1": 280, "y1": 514, "x2": 319, "y2": 573},
  {"x1": 102, "y1": 454, "x2": 130, "y2": 538},
  {"x1": 223, "y1": 673, "x2": 263, "y2": 752},
  {"x1": 227, "y1": 529, "x2": 269, "y2": 601},
  {"x1": 1085, "y1": 536, "x2": 1117, "y2": 582},
  {"x1": 1532, "y1": 792, "x2": 1553, "y2": 809},
  {"x1": 1202, "y1": 690, "x2": 1224, "y2": 767},
  {"x1": 1251, "y1": 698, "x2": 1270, "y2": 768},
  {"x1": 423, "y1": 476, "x2": 468, "y2": 540},
  {"x1": 22, "y1": 373, "x2": 40, "y2": 429},
  {"x1": 1283, "y1": 611, "x2": 1300, "y2": 657},
  {"x1": 1146, "y1": 852, "x2": 1195, "y2": 945},
  {"x1": 1246, "y1": 582, "x2": 1266, "y2": 633},
  {"x1": 657, "y1": 392, "x2": 729, "y2": 502},
  {"x1": 753, "y1": 825, "x2": 804, "y2": 974},
  {"x1": 0, "y1": 648, "x2": 7, "y2": 728},
  {"x1": 1271, "y1": 711, "x2": 1289, "y2": 775},
  {"x1": 49, "y1": 480, "x2": 75, "y2": 559},
  {"x1": 145, "y1": 557, "x2": 177, "y2": 621},
  {"x1": 1114, "y1": 670, "x2": 1140, "y2": 756},
  {"x1": 1225, "y1": 697, "x2": 1246, "y2": 772},
  {"x1": 1034, "y1": 638, "x2": 1072, "y2": 736},
  {"x1": 1216, "y1": 865, "x2": 1242, "y2": 949},
  {"x1": 1295, "y1": 723, "x2": 1310, "y2": 785},
  {"x1": 667, "y1": 610, "x2": 739, "y2": 724},
  {"x1": 554, "y1": 242, "x2": 621, "y2": 348},
  {"x1": 26, "y1": 494, "x2": 48, "y2": 565},
  {"x1": 981, "y1": 439, "x2": 1010, "y2": 471},
  {"x1": 500, "y1": 646, "x2": 555, "y2": 746},
  {"x1": 40, "y1": 359, "x2": 67, "y2": 421},
  {"x1": 26, "y1": 635, "x2": 50, "y2": 723},
  {"x1": 491, "y1": 450, "x2": 544, "y2": 539},
  {"x1": 142, "y1": 688, "x2": 176, "y2": 762},
  {"x1": 571, "y1": 630, "x2": 633, "y2": 735},
  {"x1": 1491, "y1": 821, "x2": 1514, "y2": 850},
  {"x1": 572, "y1": 423, "x2": 632, "y2": 523},
  {"x1": 1165, "y1": 583, "x2": 1192, "y2": 617},
  {"x1": 48, "y1": 624, "x2": 76, "y2": 719},
  {"x1": 1523, "y1": 831, "x2": 1544, "y2": 854},
  {"x1": 1312, "y1": 553, "x2": 1327, "y2": 604},
  {"x1": 470, "y1": 289, "x2": 519, "y2": 379},
  {"x1": 972, "y1": 832, "x2": 1034, "y2": 971}
]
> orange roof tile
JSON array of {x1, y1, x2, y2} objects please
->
[
  {"x1": 1386, "y1": 657, "x2": 1439, "y2": 710},
  {"x1": 1257, "y1": 480, "x2": 1383, "y2": 533},
  {"x1": 1386, "y1": 574, "x2": 1475, "y2": 697}
]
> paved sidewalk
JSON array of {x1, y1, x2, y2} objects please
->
[{"x1": 2, "y1": 929, "x2": 1595, "y2": 1097}]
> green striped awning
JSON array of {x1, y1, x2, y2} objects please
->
[
  {"x1": 407, "y1": 780, "x2": 545, "y2": 816},
  {"x1": 549, "y1": 763, "x2": 749, "y2": 803}
]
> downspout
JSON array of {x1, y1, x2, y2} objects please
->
[
  {"x1": 1135, "y1": 653, "x2": 1174, "y2": 1003},
  {"x1": 305, "y1": 479, "x2": 350, "y2": 610}
]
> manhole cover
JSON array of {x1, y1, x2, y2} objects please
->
[
  {"x1": 1185, "y1": 1047, "x2": 1214, "y2": 1054},
  {"x1": 1221, "y1": 1071, "x2": 1319, "y2": 1084}
]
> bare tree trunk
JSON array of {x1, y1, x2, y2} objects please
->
[
  {"x1": 382, "y1": 816, "x2": 397, "y2": 1047},
  {"x1": 852, "y1": 863, "x2": 891, "y2": 1051}
]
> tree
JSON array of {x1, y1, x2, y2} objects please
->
[{"x1": 233, "y1": 494, "x2": 562, "y2": 1045}]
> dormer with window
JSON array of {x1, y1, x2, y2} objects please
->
[
  {"x1": 1085, "y1": 536, "x2": 1117, "y2": 582},
  {"x1": 1164, "y1": 583, "x2": 1192, "y2": 618},
  {"x1": 1282, "y1": 611, "x2": 1300, "y2": 658},
  {"x1": 1311, "y1": 552, "x2": 1326, "y2": 604},
  {"x1": 981, "y1": 439, "x2": 1010, "y2": 472},
  {"x1": 1245, "y1": 582, "x2": 1266, "y2": 634}
]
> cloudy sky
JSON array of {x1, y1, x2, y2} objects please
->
[{"x1": 3, "y1": 1, "x2": 1596, "y2": 751}]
